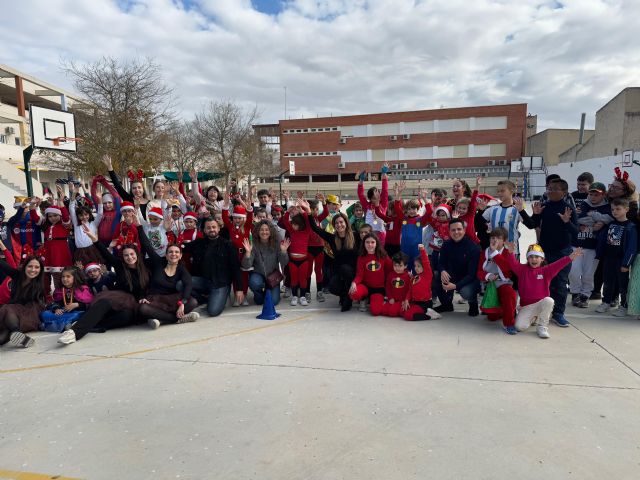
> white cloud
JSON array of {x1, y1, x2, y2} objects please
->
[{"x1": 1, "y1": 0, "x2": 638, "y2": 129}]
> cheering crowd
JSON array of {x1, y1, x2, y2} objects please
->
[{"x1": 0, "y1": 156, "x2": 638, "y2": 349}]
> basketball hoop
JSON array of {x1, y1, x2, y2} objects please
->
[{"x1": 52, "y1": 136, "x2": 82, "y2": 147}]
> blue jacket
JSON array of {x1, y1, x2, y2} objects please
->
[
  {"x1": 438, "y1": 236, "x2": 481, "y2": 290},
  {"x1": 596, "y1": 220, "x2": 637, "y2": 267}
]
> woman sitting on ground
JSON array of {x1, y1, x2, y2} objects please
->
[
  {"x1": 136, "y1": 225, "x2": 199, "y2": 328},
  {"x1": 58, "y1": 224, "x2": 150, "y2": 345},
  {"x1": 241, "y1": 220, "x2": 290, "y2": 306}
]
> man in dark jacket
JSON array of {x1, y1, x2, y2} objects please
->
[
  {"x1": 435, "y1": 219, "x2": 481, "y2": 316},
  {"x1": 184, "y1": 217, "x2": 243, "y2": 317}
]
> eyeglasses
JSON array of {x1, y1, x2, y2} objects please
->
[{"x1": 608, "y1": 184, "x2": 623, "y2": 190}]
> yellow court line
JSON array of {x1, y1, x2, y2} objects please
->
[
  {"x1": 0, "y1": 469, "x2": 80, "y2": 480},
  {"x1": 0, "y1": 313, "x2": 319, "y2": 375}
]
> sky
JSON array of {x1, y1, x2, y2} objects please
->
[{"x1": 2, "y1": 0, "x2": 639, "y2": 130}]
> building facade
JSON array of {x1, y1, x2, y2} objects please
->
[
  {"x1": 527, "y1": 128, "x2": 595, "y2": 166},
  {"x1": 278, "y1": 104, "x2": 528, "y2": 180}
]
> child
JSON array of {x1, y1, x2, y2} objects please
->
[
  {"x1": 595, "y1": 198, "x2": 637, "y2": 316},
  {"x1": 171, "y1": 211, "x2": 203, "y2": 273},
  {"x1": 7, "y1": 197, "x2": 42, "y2": 265},
  {"x1": 70, "y1": 184, "x2": 104, "y2": 265},
  {"x1": 477, "y1": 228, "x2": 517, "y2": 334},
  {"x1": 569, "y1": 182, "x2": 612, "y2": 308},
  {"x1": 358, "y1": 223, "x2": 373, "y2": 240},
  {"x1": 91, "y1": 175, "x2": 122, "y2": 246},
  {"x1": 356, "y1": 164, "x2": 389, "y2": 244},
  {"x1": 349, "y1": 202, "x2": 366, "y2": 232},
  {"x1": 454, "y1": 176, "x2": 481, "y2": 244},
  {"x1": 41, "y1": 266, "x2": 94, "y2": 332},
  {"x1": 307, "y1": 198, "x2": 329, "y2": 303},
  {"x1": 494, "y1": 243, "x2": 582, "y2": 338},
  {"x1": 402, "y1": 244, "x2": 439, "y2": 321},
  {"x1": 140, "y1": 207, "x2": 170, "y2": 258},
  {"x1": 375, "y1": 198, "x2": 401, "y2": 258},
  {"x1": 222, "y1": 196, "x2": 254, "y2": 306},
  {"x1": 425, "y1": 204, "x2": 452, "y2": 270},
  {"x1": 84, "y1": 263, "x2": 116, "y2": 295},
  {"x1": 349, "y1": 233, "x2": 392, "y2": 316},
  {"x1": 110, "y1": 201, "x2": 141, "y2": 254},
  {"x1": 282, "y1": 205, "x2": 312, "y2": 306},
  {"x1": 380, "y1": 252, "x2": 412, "y2": 318}
]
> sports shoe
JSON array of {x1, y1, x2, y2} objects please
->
[
  {"x1": 577, "y1": 295, "x2": 589, "y2": 308},
  {"x1": 232, "y1": 298, "x2": 240, "y2": 307},
  {"x1": 611, "y1": 306, "x2": 628, "y2": 317},
  {"x1": 283, "y1": 287, "x2": 292, "y2": 298},
  {"x1": 147, "y1": 319, "x2": 160, "y2": 329},
  {"x1": 503, "y1": 326, "x2": 518, "y2": 335},
  {"x1": 426, "y1": 308, "x2": 442, "y2": 320},
  {"x1": 177, "y1": 311, "x2": 200, "y2": 324},
  {"x1": 434, "y1": 303, "x2": 454, "y2": 313},
  {"x1": 610, "y1": 300, "x2": 618, "y2": 308},
  {"x1": 551, "y1": 314, "x2": 570, "y2": 327},
  {"x1": 595, "y1": 303, "x2": 610, "y2": 313},
  {"x1": 457, "y1": 298, "x2": 467, "y2": 304},
  {"x1": 571, "y1": 294, "x2": 580, "y2": 307},
  {"x1": 536, "y1": 325, "x2": 550, "y2": 339},
  {"x1": 316, "y1": 291, "x2": 325, "y2": 302},
  {"x1": 359, "y1": 300, "x2": 368, "y2": 312},
  {"x1": 468, "y1": 303, "x2": 479, "y2": 317},
  {"x1": 241, "y1": 298, "x2": 249, "y2": 306},
  {"x1": 9, "y1": 331, "x2": 35, "y2": 348},
  {"x1": 290, "y1": 296, "x2": 298, "y2": 306},
  {"x1": 305, "y1": 292, "x2": 311, "y2": 303},
  {"x1": 340, "y1": 297, "x2": 352, "y2": 312},
  {"x1": 58, "y1": 330, "x2": 76, "y2": 345},
  {"x1": 299, "y1": 296, "x2": 309, "y2": 306}
]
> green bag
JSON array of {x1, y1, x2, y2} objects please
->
[{"x1": 480, "y1": 281, "x2": 502, "y2": 314}]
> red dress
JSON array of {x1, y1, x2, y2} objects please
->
[{"x1": 30, "y1": 208, "x2": 72, "y2": 271}]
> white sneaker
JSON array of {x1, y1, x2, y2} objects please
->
[
  {"x1": 426, "y1": 308, "x2": 442, "y2": 320},
  {"x1": 232, "y1": 298, "x2": 240, "y2": 307},
  {"x1": 290, "y1": 296, "x2": 298, "y2": 306},
  {"x1": 299, "y1": 296, "x2": 309, "y2": 306},
  {"x1": 241, "y1": 298, "x2": 249, "y2": 306},
  {"x1": 359, "y1": 300, "x2": 368, "y2": 312},
  {"x1": 9, "y1": 331, "x2": 35, "y2": 348},
  {"x1": 147, "y1": 319, "x2": 160, "y2": 329},
  {"x1": 283, "y1": 287, "x2": 292, "y2": 298},
  {"x1": 58, "y1": 330, "x2": 76, "y2": 345},
  {"x1": 177, "y1": 312, "x2": 200, "y2": 324},
  {"x1": 536, "y1": 325, "x2": 550, "y2": 339},
  {"x1": 611, "y1": 306, "x2": 628, "y2": 317},
  {"x1": 595, "y1": 303, "x2": 610, "y2": 313},
  {"x1": 317, "y1": 291, "x2": 325, "y2": 302},
  {"x1": 457, "y1": 298, "x2": 467, "y2": 304}
]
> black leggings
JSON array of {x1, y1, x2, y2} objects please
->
[
  {"x1": 0, "y1": 310, "x2": 20, "y2": 345},
  {"x1": 328, "y1": 264, "x2": 356, "y2": 299},
  {"x1": 70, "y1": 300, "x2": 137, "y2": 340},
  {"x1": 138, "y1": 298, "x2": 198, "y2": 325}
]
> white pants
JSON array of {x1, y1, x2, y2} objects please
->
[
  {"x1": 569, "y1": 248, "x2": 598, "y2": 297},
  {"x1": 515, "y1": 297, "x2": 555, "y2": 331}
]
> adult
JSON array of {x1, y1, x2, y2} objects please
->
[
  {"x1": 136, "y1": 226, "x2": 199, "y2": 328},
  {"x1": 58, "y1": 225, "x2": 150, "y2": 345},
  {"x1": 446, "y1": 178, "x2": 472, "y2": 210},
  {"x1": 356, "y1": 164, "x2": 389, "y2": 244},
  {"x1": 182, "y1": 217, "x2": 243, "y2": 317},
  {"x1": 102, "y1": 154, "x2": 151, "y2": 219},
  {"x1": 307, "y1": 211, "x2": 361, "y2": 311},
  {"x1": 0, "y1": 253, "x2": 46, "y2": 348},
  {"x1": 434, "y1": 219, "x2": 481, "y2": 315},
  {"x1": 241, "y1": 220, "x2": 290, "y2": 305}
]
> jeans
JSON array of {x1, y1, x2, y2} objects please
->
[
  {"x1": 545, "y1": 247, "x2": 572, "y2": 316},
  {"x1": 248, "y1": 272, "x2": 281, "y2": 305},
  {"x1": 192, "y1": 277, "x2": 230, "y2": 317},
  {"x1": 437, "y1": 278, "x2": 480, "y2": 307}
]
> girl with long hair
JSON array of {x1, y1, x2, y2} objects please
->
[{"x1": 348, "y1": 233, "x2": 392, "y2": 316}]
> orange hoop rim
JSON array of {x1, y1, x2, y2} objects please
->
[{"x1": 52, "y1": 136, "x2": 83, "y2": 147}]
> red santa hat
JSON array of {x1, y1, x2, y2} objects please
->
[
  {"x1": 183, "y1": 211, "x2": 197, "y2": 221},
  {"x1": 434, "y1": 204, "x2": 451, "y2": 218},
  {"x1": 271, "y1": 205, "x2": 283, "y2": 213},
  {"x1": 44, "y1": 206, "x2": 62, "y2": 216},
  {"x1": 120, "y1": 201, "x2": 135, "y2": 211},
  {"x1": 232, "y1": 205, "x2": 247, "y2": 218},
  {"x1": 84, "y1": 262, "x2": 101, "y2": 274},
  {"x1": 148, "y1": 207, "x2": 164, "y2": 219}
]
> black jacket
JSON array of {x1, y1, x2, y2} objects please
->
[{"x1": 183, "y1": 235, "x2": 242, "y2": 288}]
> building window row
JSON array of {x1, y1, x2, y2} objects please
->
[
  {"x1": 336, "y1": 144, "x2": 507, "y2": 163},
  {"x1": 283, "y1": 151, "x2": 339, "y2": 157},
  {"x1": 283, "y1": 126, "x2": 339, "y2": 134}
]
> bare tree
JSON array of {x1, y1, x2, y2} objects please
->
[
  {"x1": 164, "y1": 120, "x2": 206, "y2": 179},
  {"x1": 53, "y1": 56, "x2": 175, "y2": 176}
]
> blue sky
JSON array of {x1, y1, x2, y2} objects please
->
[{"x1": 1, "y1": 0, "x2": 638, "y2": 130}]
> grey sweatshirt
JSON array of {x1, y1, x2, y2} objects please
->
[{"x1": 241, "y1": 242, "x2": 289, "y2": 276}]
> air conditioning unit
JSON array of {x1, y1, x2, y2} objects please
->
[
  {"x1": 5, "y1": 127, "x2": 15, "y2": 135},
  {"x1": 429, "y1": 161, "x2": 438, "y2": 168},
  {"x1": 338, "y1": 162, "x2": 346, "y2": 169},
  {"x1": 390, "y1": 135, "x2": 398, "y2": 141},
  {"x1": 499, "y1": 160, "x2": 508, "y2": 166},
  {"x1": 488, "y1": 160, "x2": 496, "y2": 166},
  {"x1": 339, "y1": 137, "x2": 347, "y2": 144},
  {"x1": 402, "y1": 134, "x2": 411, "y2": 140}
]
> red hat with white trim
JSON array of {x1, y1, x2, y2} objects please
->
[
  {"x1": 148, "y1": 207, "x2": 163, "y2": 219},
  {"x1": 120, "y1": 201, "x2": 135, "y2": 211},
  {"x1": 183, "y1": 211, "x2": 197, "y2": 221},
  {"x1": 434, "y1": 204, "x2": 451, "y2": 218},
  {"x1": 84, "y1": 262, "x2": 101, "y2": 274},
  {"x1": 232, "y1": 205, "x2": 247, "y2": 218},
  {"x1": 44, "y1": 206, "x2": 62, "y2": 216}
]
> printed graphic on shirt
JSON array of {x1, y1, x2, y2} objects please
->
[
  {"x1": 577, "y1": 224, "x2": 596, "y2": 240},
  {"x1": 148, "y1": 229, "x2": 163, "y2": 250},
  {"x1": 412, "y1": 275, "x2": 422, "y2": 285},
  {"x1": 607, "y1": 224, "x2": 625, "y2": 247},
  {"x1": 366, "y1": 260, "x2": 382, "y2": 272},
  {"x1": 391, "y1": 277, "x2": 405, "y2": 288},
  {"x1": 536, "y1": 274, "x2": 544, "y2": 280}
]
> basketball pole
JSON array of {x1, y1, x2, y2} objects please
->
[{"x1": 23, "y1": 145, "x2": 34, "y2": 198}]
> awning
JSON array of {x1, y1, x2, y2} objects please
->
[{"x1": 162, "y1": 172, "x2": 224, "y2": 182}]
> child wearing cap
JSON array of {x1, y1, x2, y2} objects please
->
[
  {"x1": 168, "y1": 211, "x2": 203, "y2": 272},
  {"x1": 138, "y1": 206, "x2": 171, "y2": 258},
  {"x1": 569, "y1": 181, "x2": 613, "y2": 308},
  {"x1": 222, "y1": 194, "x2": 254, "y2": 306},
  {"x1": 84, "y1": 262, "x2": 116, "y2": 295},
  {"x1": 494, "y1": 243, "x2": 583, "y2": 338},
  {"x1": 110, "y1": 201, "x2": 142, "y2": 255}
]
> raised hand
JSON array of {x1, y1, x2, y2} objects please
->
[
  {"x1": 569, "y1": 247, "x2": 584, "y2": 261},
  {"x1": 82, "y1": 224, "x2": 98, "y2": 243},
  {"x1": 189, "y1": 168, "x2": 197, "y2": 182},
  {"x1": 532, "y1": 202, "x2": 544, "y2": 215},
  {"x1": 242, "y1": 238, "x2": 252, "y2": 255},
  {"x1": 504, "y1": 241, "x2": 516, "y2": 253},
  {"x1": 513, "y1": 196, "x2": 524, "y2": 212},
  {"x1": 558, "y1": 207, "x2": 573, "y2": 223},
  {"x1": 316, "y1": 192, "x2": 325, "y2": 203},
  {"x1": 280, "y1": 238, "x2": 291, "y2": 252},
  {"x1": 296, "y1": 190, "x2": 305, "y2": 199},
  {"x1": 101, "y1": 154, "x2": 113, "y2": 170},
  {"x1": 475, "y1": 175, "x2": 483, "y2": 189}
]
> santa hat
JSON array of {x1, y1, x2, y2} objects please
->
[
  {"x1": 271, "y1": 205, "x2": 283, "y2": 213},
  {"x1": 232, "y1": 205, "x2": 247, "y2": 218},
  {"x1": 183, "y1": 211, "x2": 197, "y2": 221},
  {"x1": 434, "y1": 204, "x2": 451, "y2": 218},
  {"x1": 102, "y1": 193, "x2": 114, "y2": 203},
  {"x1": 44, "y1": 206, "x2": 62, "y2": 216},
  {"x1": 120, "y1": 201, "x2": 135, "y2": 211},
  {"x1": 526, "y1": 244, "x2": 545, "y2": 259},
  {"x1": 148, "y1": 207, "x2": 164, "y2": 219},
  {"x1": 84, "y1": 262, "x2": 101, "y2": 274},
  {"x1": 477, "y1": 193, "x2": 496, "y2": 203}
]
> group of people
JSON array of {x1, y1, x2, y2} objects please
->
[{"x1": 0, "y1": 158, "x2": 638, "y2": 349}]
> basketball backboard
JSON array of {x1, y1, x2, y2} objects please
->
[
  {"x1": 622, "y1": 150, "x2": 633, "y2": 167},
  {"x1": 29, "y1": 105, "x2": 77, "y2": 152}
]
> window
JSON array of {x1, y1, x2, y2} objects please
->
[
  {"x1": 404, "y1": 121, "x2": 434, "y2": 134},
  {"x1": 340, "y1": 150, "x2": 367, "y2": 163},
  {"x1": 372, "y1": 149, "x2": 385, "y2": 162},
  {"x1": 384, "y1": 149, "x2": 399, "y2": 161},
  {"x1": 453, "y1": 145, "x2": 469, "y2": 158},
  {"x1": 472, "y1": 145, "x2": 491, "y2": 157},
  {"x1": 404, "y1": 147, "x2": 433, "y2": 160},
  {"x1": 436, "y1": 146, "x2": 454, "y2": 158},
  {"x1": 490, "y1": 144, "x2": 506, "y2": 156},
  {"x1": 340, "y1": 125, "x2": 367, "y2": 137},
  {"x1": 438, "y1": 118, "x2": 470, "y2": 132},
  {"x1": 0, "y1": 134, "x2": 5, "y2": 144},
  {"x1": 474, "y1": 116, "x2": 507, "y2": 130},
  {"x1": 14, "y1": 137, "x2": 20, "y2": 146},
  {"x1": 371, "y1": 123, "x2": 400, "y2": 136}
]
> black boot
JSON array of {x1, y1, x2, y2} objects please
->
[{"x1": 468, "y1": 303, "x2": 479, "y2": 317}]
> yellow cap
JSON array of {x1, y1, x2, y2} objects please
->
[
  {"x1": 526, "y1": 243, "x2": 545, "y2": 259},
  {"x1": 326, "y1": 194, "x2": 340, "y2": 205}
]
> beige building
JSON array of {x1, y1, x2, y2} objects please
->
[
  {"x1": 559, "y1": 87, "x2": 640, "y2": 163},
  {"x1": 527, "y1": 128, "x2": 595, "y2": 166}
]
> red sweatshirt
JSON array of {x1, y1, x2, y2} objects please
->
[
  {"x1": 353, "y1": 253, "x2": 393, "y2": 288},
  {"x1": 375, "y1": 200, "x2": 402, "y2": 246},
  {"x1": 385, "y1": 270, "x2": 411, "y2": 302},
  {"x1": 308, "y1": 208, "x2": 329, "y2": 247},
  {"x1": 459, "y1": 190, "x2": 479, "y2": 244},
  {"x1": 282, "y1": 212, "x2": 312, "y2": 256},
  {"x1": 31, "y1": 208, "x2": 72, "y2": 268},
  {"x1": 406, "y1": 249, "x2": 433, "y2": 302},
  {"x1": 494, "y1": 253, "x2": 572, "y2": 307},
  {"x1": 222, "y1": 208, "x2": 253, "y2": 252}
]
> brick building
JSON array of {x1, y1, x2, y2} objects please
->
[{"x1": 277, "y1": 103, "x2": 528, "y2": 181}]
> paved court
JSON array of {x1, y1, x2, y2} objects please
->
[{"x1": 1, "y1": 296, "x2": 640, "y2": 480}]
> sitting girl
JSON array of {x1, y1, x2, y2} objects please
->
[
  {"x1": 41, "y1": 266, "x2": 94, "y2": 332},
  {"x1": 349, "y1": 233, "x2": 393, "y2": 316}
]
